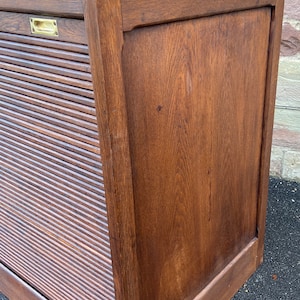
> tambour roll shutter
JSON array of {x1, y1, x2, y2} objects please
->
[{"x1": 0, "y1": 19, "x2": 115, "y2": 300}]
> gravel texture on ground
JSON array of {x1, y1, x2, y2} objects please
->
[
  {"x1": 0, "y1": 177, "x2": 299, "y2": 300},
  {"x1": 234, "y1": 177, "x2": 300, "y2": 299},
  {"x1": 0, "y1": 293, "x2": 8, "y2": 300}
]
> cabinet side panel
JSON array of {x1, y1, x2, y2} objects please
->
[
  {"x1": 123, "y1": 8, "x2": 270, "y2": 299},
  {"x1": 0, "y1": 27, "x2": 115, "y2": 299}
]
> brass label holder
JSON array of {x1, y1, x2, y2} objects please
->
[{"x1": 30, "y1": 18, "x2": 58, "y2": 37}]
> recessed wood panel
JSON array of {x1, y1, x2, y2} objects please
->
[{"x1": 123, "y1": 8, "x2": 271, "y2": 299}]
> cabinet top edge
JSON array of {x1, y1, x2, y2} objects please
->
[
  {"x1": 0, "y1": 0, "x2": 84, "y2": 18},
  {"x1": 121, "y1": 0, "x2": 283, "y2": 31}
]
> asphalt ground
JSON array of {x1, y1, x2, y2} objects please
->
[
  {"x1": 233, "y1": 177, "x2": 300, "y2": 300},
  {"x1": 1, "y1": 177, "x2": 299, "y2": 300}
]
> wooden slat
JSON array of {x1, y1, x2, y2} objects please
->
[
  {"x1": 1, "y1": 106, "x2": 99, "y2": 146},
  {"x1": 0, "y1": 32, "x2": 89, "y2": 54},
  {"x1": 1, "y1": 209, "x2": 114, "y2": 283},
  {"x1": 1, "y1": 170, "x2": 109, "y2": 230},
  {"x1": 1, "y1": 250, "x2": 81, "y2": 300},
  {"x1": 1, "y1": 187, "x2": 111, "y2": 254},
  {"x1": 0, "y1": 55, "x2": 91, "y2": 81},
  {"x1": 0, "y1": 11, "x2": 86, "y2": 43},
  {"x1": 0, "y1": 28, "x2": 116, "y2": 300},
  {"x1": 0, "y1": 213, "x2": 112, "y2": 273},
  {"x1": 0, "y1": 75, "x2": 93, "y2": 101},
  {"x1": 0, "y1": 123, "x2": 102, "y2": 172},
  {"x1": 0, "y1": 88, "x2": 96, "y2": 124},
  {"x1": 0, "y1": 243, "x2": 114, "y2": 300},
  {"x1": 0, "y1": 82, "x2": 96, "y2": 110},
  {"x1": 0, "y1": 142, "x2": 104, "y2": 202},
  {"x1": 122, "y1": 0, "x2": 277, "y2": 31},
  {"x1": 0, "y1": 62, "x2": 92, "y2": 90},
  {"x1": 0, "y1": 38, "x2": 90, "y2": 63},
  {"x1": 0, "y1": 47, "x2": 90, "y2": 73},
  {"x1": 0, "y1": 163, "x2": 107, "y2": 220},
  {"x1": 0, "y1": 0, "x2": 84, "y2": 17},
  {"x1": 0, "y1": 126, "x2": 103, "y2": 179},
  {"x1": 0, "y1": 151, "x2": 105, "y2": 204},
  {"x1": 1, "y1": 191, "x2": 112, "y2": 259},
  {"x1": 0, "y1": 139, "x2": 103, "y2": 195},
  {"x1": 0, "y1": 121, "x2": 100, "y2": 162},
  {"x1": 0, "y1": 95, "x2": 97, "y2": 130},
  {"x1": 0, "y1": 71, "x2": 93, "y2": 97},
  {"x1": 0, "y1": 185, "x2": 109, "y2": 246}
]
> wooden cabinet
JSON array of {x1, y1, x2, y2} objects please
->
[{"x1": 0, "y1": 1, "x2": 284, "y2": 299}]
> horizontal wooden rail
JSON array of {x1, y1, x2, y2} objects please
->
[
  {"x1": 0, "y1": 0, "x2": 84, "y2": 18},
  {"x1": 122, "y1": 0, "x2": 278, "y2": 31},
  {"x1": 0, "y1": 263, "x2": 47, "y2": 300}
]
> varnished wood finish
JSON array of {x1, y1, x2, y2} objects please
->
[
  {"x1": 0, "y1": 0, "x2": 284, "y2": 299},
  {"x1": 83, "y1": 1, "x2": 140, "y2": 299},
  {"x1": 0, "y1": 29, "x2": 115, "y2": 299},
  {"x1": 256, "y1": 0, "x2": 285, "y2": 265},
  {"x1": 123, "y1": 8, "x2": 271, "y2": 299},
  {"x1": 0, "y1": 11, "x2": 87, "y2": 44},
  {"x1": 193, "y1": 239, "x2": 258, "y2": 300},
  {"x1": 122, "y1": 0, "x2": 277, "y2": 31},
  {"x1": 0, "y1": 264, "x2": 47, "y2": 300},
  {"x1": 0, "y1": 0, "x2": 83, "y2": 17}
]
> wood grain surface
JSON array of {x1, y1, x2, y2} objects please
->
[
  {"x1": 0, "y1": 264, "x2": 47, "y2": 300},
  {"x1": 0, "y1": 0, "x2": 284, "y2": 299},
  {"x1": 256, "y1": 0, "x2": 285, "y2": 265},
  {"x1": 83, "y1": 0, "x2": 140, "y2": 299},
  {"x1": 0, "y1": 0, "x2": 83, "y2": 17},
  {"x1": 0, "y1": 11, "x2": 87, "y2": 44},
  {"x1": 123, "y1": 8, "x2": 271, "y2": 299},
  {"x1": 194, "y1": 239, "x2": 258, "y2": 300}
]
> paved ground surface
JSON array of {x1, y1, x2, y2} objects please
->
[
  {"x1": 270, "y1": 57, "x2": 300, "y2": 182},
  {"x1": 0, "y1": 293, "x2": 7, "y2": 300},
  {"x1": 0, "y1": 177, "x2": 299, "y2": 300},
  {"x1": 233, "y1": 177, "x2": 300, "y2": 299}
]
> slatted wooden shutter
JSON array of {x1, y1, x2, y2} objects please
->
[{"x1": 0, "y1": 14, "x2": 115, "y2": 300}]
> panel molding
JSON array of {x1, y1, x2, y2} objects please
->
[
  {"x1": 122, "y1": 0, "x2": 280, "y2": 31},
  {"x1": 122, "y1": 8, "x2": 271, "y2": 299},
  {"x1": 193, "y1": 239, "x2": 258, "y2": 300}
]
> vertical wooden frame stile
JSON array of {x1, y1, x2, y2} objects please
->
[
  {"x1": 256, "y1": 0, "x2": 284, "y2": 266},
  {"x1": 83, "y1": 1, "x2": 140, "y2": 299}
]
